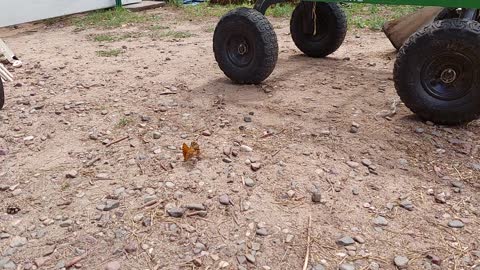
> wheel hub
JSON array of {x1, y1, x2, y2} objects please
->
[
  {"x1": 440, "y1": 68, "x2": 457, "y2": 84},
  {"x1": 421, "y1": 52, "x2": 474, "y2": 101},
  {"x1": 225, "y1": 35, "x2": 253, "y2": 68},
  {"x1": 238, "y1": 43, "x2": 248, "y2": 55}
]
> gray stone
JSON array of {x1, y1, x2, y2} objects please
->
[
  {"x1": 65, "y1": 170, "x2": 78, "y2": 178},
  {"x1": 9, "y1": 236, "x2": 27, "y2": 248},
  {"x1": 256, "y1": 228, "x2": 268, "y2": 236},
  {"x1": 153, "y1": 132, "x2": 161, "y2": 139},
  {"x1": 222, "y1": 157, "x2": 232, "y2": 163},
  {"x1": 469, "y1": 163, "x2": 480, "y2": 171},
  {"x1": 0, "y1": 233, "x2": 10, "y2": 239},
  {"x1": 105, "y1": 261, "x2": 121, "y2": 270},
  {"x1": 434, "y1": 193, "x2": 447, "y2": 204},
  {"x1": 394, "y1": 256, "x2": 409, "y2": 269},
  {"x1": 346, "y1": 161, "x2": 360, "y2": 168},
  {"x1": 184, "y1": 203, "x2": 206, "y2": 211},
  {"x1": 285, "y1": 234, "x2": 294, "y2": 243},
  {"x1": 125, "y1": 242, "x2": 137, "y2": 253},
  {"x1": 55, "y1": 260, "x2": 65, "y2": 269},
  {"x1": 448, "y1": 220, "x2": 464, "y2": 228},
  {"x1": 369, "y1": 262, "x2": 380, "y2": 270},
  {"x1": 103, "y1": 200, "x2": 120, "y2": 211},
  {"x1": 59, "y1": 220, "x2": 73, "y2": 227},
  {"x1": 251, "y1": 163, "x2": 262, "y2": 171},
  {"x1": 167, "y1": 207, "x2": 185, "y2": 218},
  {"x1": 451, "y1": 181, "x2": 464, "y2": 188},
  {"x1": 244, "y1": 116, "x2": 252, "y2": 122},
  {"x1": 0, "y1": 257, "x2": 9, "y2": 268},
  {"x1": 95, "y1": 173, "x2": 110, "y2": 180},
  {"x1": 240, "y1": 145, "x2": 253, "y2": 152},
  {"x1": 219, "y1": 194, "x2": 231, "y2": 205},
  {"x1": 202, "y1": 130, "x2": 211, "y2": 136},
  {"x1": 143, "y1": 195, "x2": 158, "y2": 204},
  {"x1": 361, "y1": 159, "x2": 372, "y2": 166},
  {"x1": 312, "y1": 264, "x2": 326, "y2": 270},
  {"x1": 353, "y1": 236, "x2": 365, "y2": 244},
  {"x1": 244, "y1": 178, "x2": 255, "y2": 187},
  {"x1": 373, "y1": 216, "x2": 388, "y2": 226},
  {"x1": 2, "y1": 247, "x2": 15, "y2": 256},
  {"x1": 415, "y1": 128, "x2": 424, "y2": 134},
  {"x1": 336, "y1": 236, "x2": 355, "y2": 246},
  {"x1": 399, "y1": 200, "x2": 414, "y2": 211},
  {"x1": 245, "y1": 254, "x2": 255, "y2": 264},
  {"x1": 237, "y1": 255, "x2": 247, "y2": 264},
  {"x1": 311, "y1": 191, "x2": 322, "y2": 203},
  {"x1": 339, "y1": 263, "x2": 355, "y2": 270},
  {"x1": 0, "y1": 258, "x2": 16, "y2": 270}
]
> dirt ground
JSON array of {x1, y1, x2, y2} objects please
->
[{"x1": 1, "y1": 6, "x2": 479, "y2": 270}]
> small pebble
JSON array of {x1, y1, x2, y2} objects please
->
[
  {"x1": 373, "y1": 216, "x2": 388, "y2": 226},
  {"x1": 336, "y1": 236, "x2": 355, "y2": 246},
  {"x1": 219, "y1": 194, "x2": 231, "y2": 205},
  {"x1": 65, "y1": 170, "x2": 78, "y2": 179},
  {"x1": 311, "y1": 191, "x2": 322, "y2": 203},
  {"x1": 448, "y1": 220, "x2": 464, "y2": 228},
  {"x1": 394, "y1": 256, "x2": 409, "y2": 269},
  {"x1": 105, "y1": 261, "x2": 121, "y2": 270},
  {"x1": 240, "y1": 145, "x2": 253, "y2": 152}
]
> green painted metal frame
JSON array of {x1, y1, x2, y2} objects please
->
[{"x1": 306, "y1": 0, "x2": 480, "y2": 9}]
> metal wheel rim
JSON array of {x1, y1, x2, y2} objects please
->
[{"x1": 421, "y1": 52, "x2": 474, "y2": 101}]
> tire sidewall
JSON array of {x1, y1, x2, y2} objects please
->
[
  {"x1": 213, "y1": 8, "x2": 278, "y2": 84},
  {"x1": 290, "y1": 2, "x2": 346, "y2": 58},
  {"x1": 395, "y1": 20, "x2": 480, "y2": 123}
]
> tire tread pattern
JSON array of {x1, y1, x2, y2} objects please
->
[
  {"x1": 394, "y1": 19, "x2": 480, "y2": 125},
  {"x1": 290, "y1": 2, "x2": 347, "y2": 58},
  {"x1": 214, "y1": 7, "x2": 278, "y2": 84}
]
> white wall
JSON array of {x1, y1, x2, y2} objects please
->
[{"x1": 0, "y1": 0, "x2": 141, "y2": 27}]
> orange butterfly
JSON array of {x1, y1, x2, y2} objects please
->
[{"x1": 182, "y1": 141, "x2": 200, "y2": 161}]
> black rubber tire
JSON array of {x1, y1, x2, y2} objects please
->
[
  {"x1": 394, "y1": 19, "x2": 480, "y2": 125},
  {"x1": 290, "y1": 2, "x2": 347, "y2": 58},
  {"x1": 0, "y1": 79, "x2": 4, "y2": 110},
  {"x1": 213, "y1": 7, "x2": 278, "y2": 84}
]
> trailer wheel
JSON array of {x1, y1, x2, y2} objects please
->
[
  {"x1": 213, "y1": 7, "x2": 278, "y2": 84},
  {"x1": 290, "y1": 2, "x2": 347, "y2": 58},
  {"x1": 394, "y1": 19, "x2": 480, "y2": 125},
  {"x1": 0, "y1": 79, "x2": 4, "y2": 110}
]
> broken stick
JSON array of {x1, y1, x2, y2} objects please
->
[
  {"x1": 105, "y1": 135, "x2": 129, "y2": 147},
  {"x1": 302, "y1": 215, "x2": 312, "y2": 270}
]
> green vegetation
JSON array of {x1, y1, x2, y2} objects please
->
[
  {"x1": 96, "y1": 49, "x2": 124, "y2": 57},
  {"x1": 73, "y1": 2, "x2": 417, "y2": 32},
  {"x1": 179, "y1": 2, "x2": 417, "y2": 30},
  {"x1": 116, "y1": 117, "x2": 132, "y2": 127},
  {"x1": 74, "y1": 7, "x2": 160, "y2": 28},
  {"x1": 94, "y1": 34, "x2": 118, "y2": 42},
  {"x1": 160, "y1": 30, "x2": 194, "y2": 38},
  {"x1": 92, "y1": 33, "x2": 137, "y2": 42},
  {"x1": 343, "y1": 3, "x2": 418, "y2": 30},
  {"x1": 149, "y1": 25, "x2": 170, "y2": 31}
]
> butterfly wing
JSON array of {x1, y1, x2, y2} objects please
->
[{"x1": 182, "y1": 143, "x2": 191, "y2": 161}]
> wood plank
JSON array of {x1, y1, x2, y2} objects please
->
[{"x1": 124, "y1": 1, "x2": 166, "y2": 11}]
